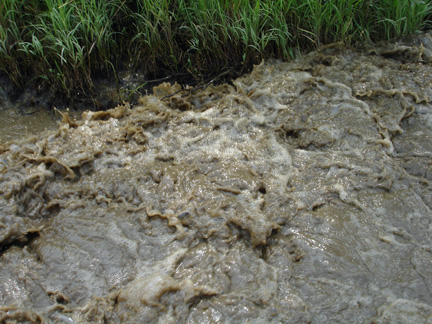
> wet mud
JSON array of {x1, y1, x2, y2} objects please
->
[{"x1": 1, "y1": 34, "x2": 432, "y2": 323}]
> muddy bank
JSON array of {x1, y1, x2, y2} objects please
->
[
  {"x1": 1, "y1": 34, "x2": 432, "y2": 323},
  {"x1": 0, "y1": 65, "x2": 237, "y2": 116},
  {"x1": 0, "y1": 67, "x2": 238, "y2": 144}
]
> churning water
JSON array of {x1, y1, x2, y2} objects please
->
[{"x1": 1, "y1": 34, "x2": 432, "y2": 323}]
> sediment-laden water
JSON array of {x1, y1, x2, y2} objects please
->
[
  {"x1": 0, "y1": 108, "x2": 82, "y2": 144},
  {"x1": 1, "y1": 34, "x2": 432, "y2": 323}
]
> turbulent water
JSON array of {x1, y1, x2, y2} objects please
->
[{"x1": 1, "y1": 34, "x2": 432, "y2": 324}]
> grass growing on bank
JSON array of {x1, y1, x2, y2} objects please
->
[{"x1": 1, "y1": 0, "x2": 431, "y2": 102}]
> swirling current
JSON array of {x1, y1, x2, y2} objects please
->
[{"x1": 1, "y1": 34, "x2": 432, "y2": 323}]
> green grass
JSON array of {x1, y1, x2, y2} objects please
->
[
  {"x1": 373, "y1": 0, "x2": 432, "y2": 39},
  {"x1": 1, "y1": 0, "x2": 431, "y2": 101}
]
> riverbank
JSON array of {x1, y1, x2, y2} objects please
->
[{"x1": 1, "y1": 0, "x2": 432, "y2": 110}]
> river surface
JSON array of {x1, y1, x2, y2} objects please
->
[
  {"x1": 1, "y1": 34, "x2": 432, "y2": 323},
  {"x1": 0, "y1": 108, "x2": 81, "y2": 144}
]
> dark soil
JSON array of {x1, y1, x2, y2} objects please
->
[{"x1": 0, "y1": 63, "x2": 245, "y2": 114}]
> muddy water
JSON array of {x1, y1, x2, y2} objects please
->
[
  {"x1": 1, "y1": 34, "x2": 432, "y2": 324},
  {"x1": 0, "y1": 108, "x2": 81, "y2": 144}
]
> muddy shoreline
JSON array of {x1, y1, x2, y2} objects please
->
[
  {"x1": 0, "y1": 64, "x2": 241, "y2": 144},
  {"x1": 1, "y1": 35, "x2": 432, "y2": 323},
  {"x1": 0, "y1": 64, "x2": 241, "y2": 113}
]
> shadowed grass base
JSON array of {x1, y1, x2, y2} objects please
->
[{"x1": 1, "y1": 0, "x2": 431, "y2": 105}]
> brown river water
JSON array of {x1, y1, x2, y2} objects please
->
[
  {"x1": 0, "y1": 108, "x2": 82, "y2": 144},
  {"x1": 1, "y1": 34, "x2": 432, "y2": 323}
]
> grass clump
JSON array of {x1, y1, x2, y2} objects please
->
[
  {"x1": 373, "y1": 0, "x2": 432, "y2": 39},
  {"x1": 1, "y1": 0, "x2": 431, "y2": 104},
  {"x1": 0, "y1": 0, "x2": 33, "y2": 86},
  {"x1": 10, "y1": 0, "x2": 120, "y2": 97}
]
